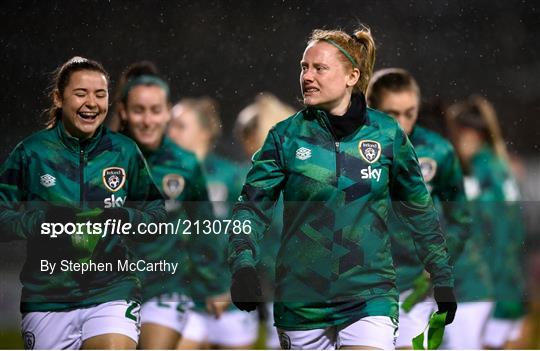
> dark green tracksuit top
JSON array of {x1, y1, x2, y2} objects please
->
[
  {"x1": 228, "y1": 95, "x2": 453, "y2": 330},
  {"x1": 0, "y1": 120, "x2": 166, "y2": 312}
]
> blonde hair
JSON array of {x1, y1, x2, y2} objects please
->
[
  {"x1": 308, "y1": 25, "x2": 376, "y2": 94},
  {"x1": 235, "y1": 92, "x2": 294, "y2": 149},
  {"x1": 171, "y1": 97, "x2": 222, "y2": 145}
]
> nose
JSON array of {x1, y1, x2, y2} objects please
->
[
  {"x1": 142, "y1": 112, "x2": 153, "y2": 127},
  {"x1": 302, "y1": 68, "x2": 314, "y2": 83},
  {"x1": 85, "y1": 94, "x2": 97, "y2": 107}
]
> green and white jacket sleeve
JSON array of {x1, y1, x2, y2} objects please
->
[
  {"x1": 0, "y1": 143, "x2": 44, "y2": 241},
  {"x1": 228, "y1": 129, "x2": 286, "y2": 274},
  {"x1": 390, "y1": 128, "x2": 453, "y2": 288}
]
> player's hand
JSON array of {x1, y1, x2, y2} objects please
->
[
  {"x1": 206, "y1": 292, "x2": 231, "y2": 319},
  {"x1": 230, "y1": 266, "x2": 261, "y2": 312},
  {"x1": 434, "y1": 286, "x2": 457, "y2": 324}
]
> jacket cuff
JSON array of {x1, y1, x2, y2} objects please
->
[
  {"x1": 230, "y1": 249, "x2": 255, "y2": 274},
  {"x1": 432, "y1": 275, "x2": 454, "y2": 288}
]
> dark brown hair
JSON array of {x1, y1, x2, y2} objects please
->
[
  {"x1": 46, "y1": 56, "x2": 109, "y2": 128},
  {"x1": 366, "y1": 68, "x2": 420, "y2": 109}
]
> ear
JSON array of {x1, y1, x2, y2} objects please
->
[
  {"x1": 346, "y1": 68, "x2": 361, "y2": 88},
  {"x1": 118, "y1": 104, "x2": 128, "y2": 122},
  {"x1": 165, "y1": 103, "x2": 172, "y2": 123},
  {"x1": 53, "y1": 89, "x2": 62, "y2": 108}
]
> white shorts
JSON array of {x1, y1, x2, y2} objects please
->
[
  {"x1": 265, "y1": 302, "x2": 281, "y2": 349},
  {"x1": 482, "y1": 317, "x2": 524, "y2": 348},
  {"x1": 140, "y1": 293, "x2": 193, "y2": 333},
  {"x1": 181, "y1": 309, "x2": 259, "y2": 347},
  {"x1": 441, "y1": 301, "x2": 493, "y2": 349},
  {"x1": 21, "y1": 300, "x2": 140, "y2": 350},
  {"x1": 396, "y1": 290, "x2": 436, "y2": 348},
  {"x1": 277, "y1": 316, "x2": 398, "y2": 350}
]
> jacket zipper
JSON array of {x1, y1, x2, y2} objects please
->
[
  {"x1": 334, "y1": 141, "x2": 341, "y2": 182},
  {"x1": 318, "y1": 110, "x2": 341, "y2": 183},
  {"x1": 80, "y1": 148, "x2": 85, "y2": 208}
]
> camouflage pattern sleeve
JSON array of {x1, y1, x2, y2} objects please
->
[
  {"x1": 0, "y1": 143, "x2": 44, "y2": 241},
  {"x1": 228, "y1": 129, "x2": 286, "y2": 274},
  {"x1": 124, "y1": 145, "x2": 167, "y2": 228},
  {"x1": 390, "y1": 127, "x2": 453, "y2": 288},
  {"x1": 434, "y1": 146, "x2": 472, "y2": 262},
  {"x1": 474, "y1": 150, "x2": 525, "y2": 318}
]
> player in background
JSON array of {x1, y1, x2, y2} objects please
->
[
  {"x1": 446, "y1": 95, "x2": 527, "y2": 349},
  {"x1": 111, "y1": 62, "x2": 221, "y2": 349},
  {"x1": 227, "y1": 26, "x2": 456, "y2": 349},
  {"x1": 234, "y1": 93, "x2": 293, "y2": 349},
  {"x1": 166, "y1": 97, "x2": 258, "y2": 349},
  {"x1": 0, "y1": 57, "x2": 166, "y2": 349},
  {"x1": 366, "y1": 68, "x2": 483, "y2": 349}
]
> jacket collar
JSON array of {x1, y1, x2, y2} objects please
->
[
  {"x1": 55, "y1": 120, "x2": 105, "y2": 154},
  {"x1": 307, "y1": 93, "x2": 368, "y2": 140}
]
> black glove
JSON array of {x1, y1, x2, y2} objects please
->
[
  {"x1": 434, "y1": 286, "x2": 457, "y2": 325},
  {"x1": 230, "y1": 266, "x2": 262, "y2": 312},
  {"x1": 44, "y1": 205, "x2": 78, "y2": 224}
]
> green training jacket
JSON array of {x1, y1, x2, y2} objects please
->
[
  {"x1": 463, "y1": 146, "x2": 525, "y2": 317},
  {"x1": 0, "y1": 121, "x2": 166, "y2": 312},
  {"x1": 128, "y1": 136, "x2": 218, "y2": 303},
  {"x1": 389, "y1": 125, "x2": 476, "y2": 293},
  {"x1": 228, "y1": 105, "x2": 453, "y2": 330}
]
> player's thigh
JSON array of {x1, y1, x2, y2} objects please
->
[
  {"x1": 175, "y1": 310, "x2": 207, "y2": 349},
  {"x1": 80, "y1": 300, "x2": 140, "y2": 348},
  {"x1": 21, "y1": 310, "x2": 82, "y2": 349},
  {"x1": 139, "y1": 295, "x2": 189, "y2": 349},
  {"x1": 205, "y1": 309, "x2": 259, "y2": 348},
  {"x1": 277, "y1": 327, "x2": 335, "y2": 350},
  {"x1": 81, "y1": 333, "x2": 136, "y2": 349},
  {"x1": 338, "y1": 316, "x2": 398, "y2": 350},
  {"x1": 139, "y1": 323, "x2": 180, "y2": 350}
]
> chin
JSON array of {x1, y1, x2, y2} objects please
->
[
  {"x1": 303, "y1": 98, "x2": 316, "y2": 106},
  {"x1": 140, "y1": 135, "x2": 159, "y2": 147},
  {"x1": 78, "y1": 125, "x2": 99, "y2": 136}
]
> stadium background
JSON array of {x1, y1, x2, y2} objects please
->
[{"x1": 1, "y1": 0, "x2": 539, "y2": 348}]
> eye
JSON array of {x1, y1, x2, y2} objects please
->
[
  {"x1": 96, "y1": 92, "x2": 107, "y2": 98},
  {"x1": 131, "y1": 106, "x2": 144, "y2": 114},
  {"x1": 405, "y1": 110, "x2": 416, "y2": 120}
]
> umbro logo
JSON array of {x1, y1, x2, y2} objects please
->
[
  {"x1": 40, "y1": 174, "x2": 56, "y2": 187},
  {"x1": 296, "y1": 147, "x2": 312, "y2": 160}
]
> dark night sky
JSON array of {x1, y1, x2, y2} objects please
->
[{"x1": 1, "y1": 0, "x2": 539, "y2": 158}]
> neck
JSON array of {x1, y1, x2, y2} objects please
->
[
  {"x1": 140, "y1": 136, "x2": 163, "y2": 153},
  {"x1": 63, "y1": 123, "x2": 94, "y2": 140},
  {"x1": 194, "y1": 144, "x2": 209, "y2": 161},
  {"x1": 326, "y1": 94, "x2": 352, "y2": 116}
]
